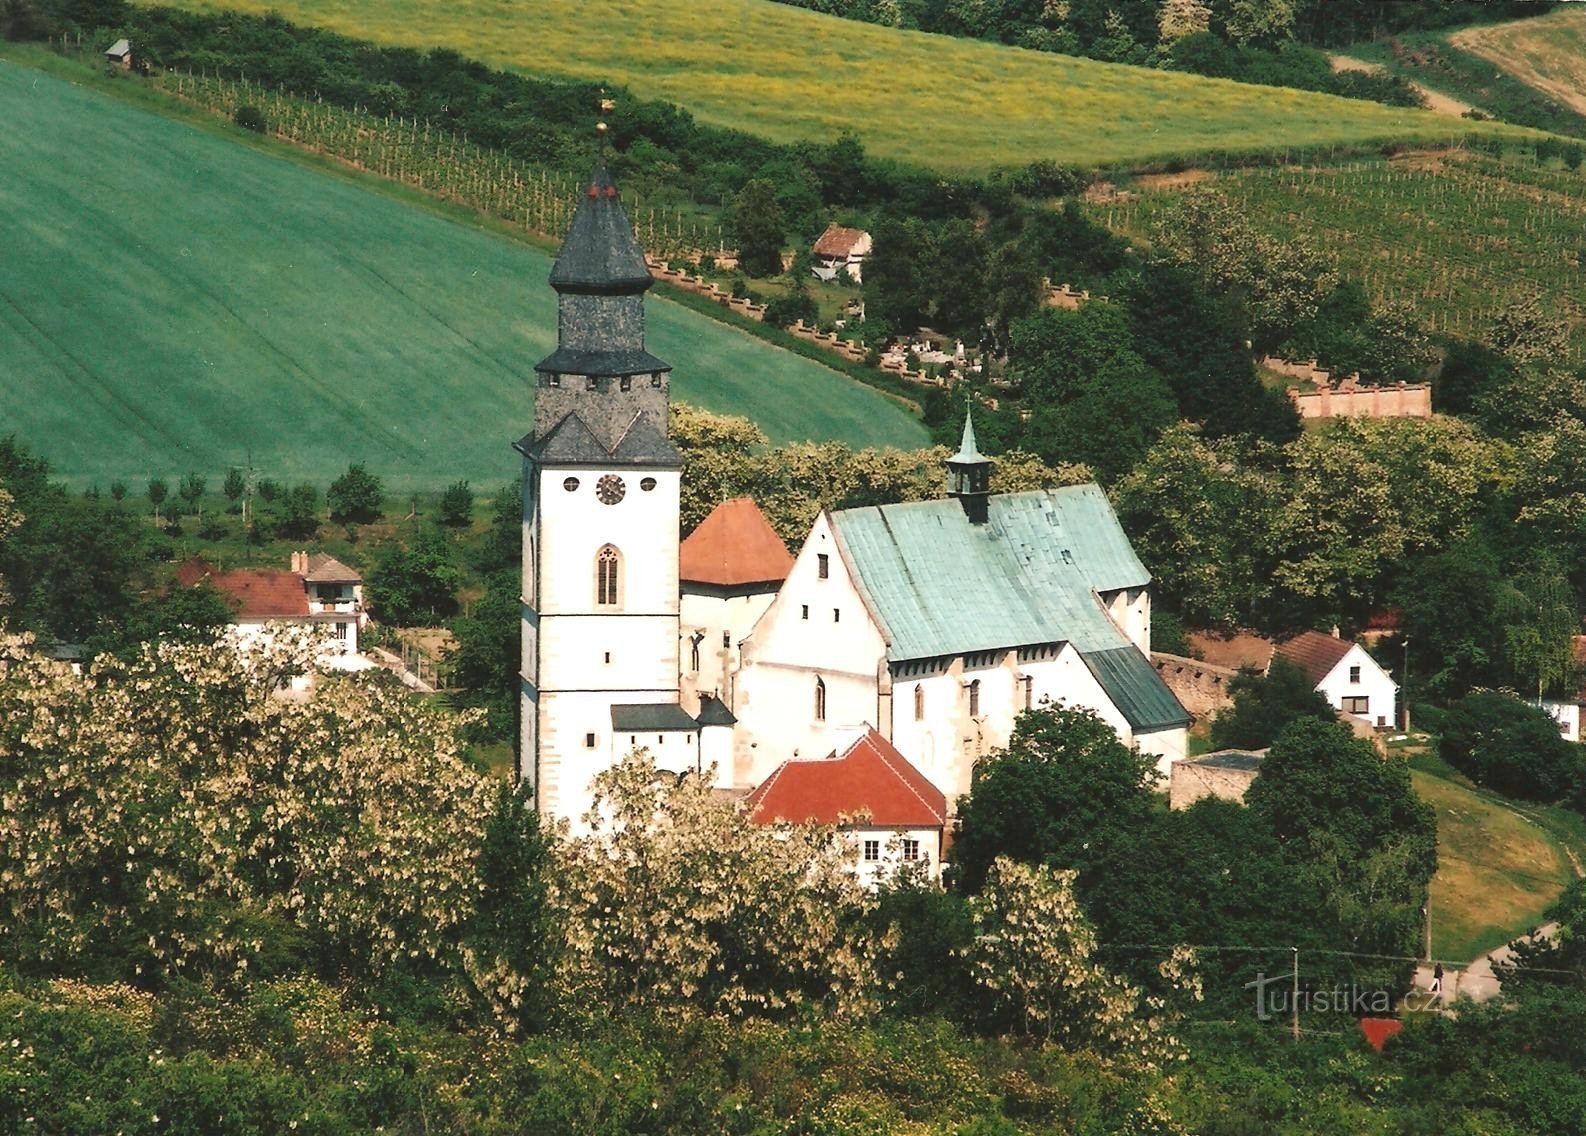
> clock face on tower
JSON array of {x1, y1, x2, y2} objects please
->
[{"x1": 596, "y1": 474, "x2": 627, "y2": 505}]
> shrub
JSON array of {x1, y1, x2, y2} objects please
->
[
  {"x1": 438, "y1": 479, "x2": 474, "y2": 527},
  {"x1": 326, "y1": 462, "x2": 383, "y2": 524},
  {"x1": 1439, "y1": 691, "x2": 1584, "y2": 802},
  {"x1": 232, "y1": 104, "x2": 267, "y2": 133}
]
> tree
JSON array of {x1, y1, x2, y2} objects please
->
[
  {"x1": 223, "y1": 467, "x2": 246, "y2": 514},
  {"x1": 447, "y1": 569, "x2": 518, "y2": 738},
  {"x1": 1489, "y1": 295, "x2": 1571, "y2": 368},
  {"x1": 1221, "y1": 0, "x2": 1297, "y2": 46},
  {"x1": 1158, "y1": 0, "x2": 1212, "y2": 42},
  {"x1": 0, "y1": 629, "x2": 523, "y2": 991},
  {"x1": 553, "y1": 750, "x2": 882, "y2": 1019},
  {"x1": 1392, "y1": 539, "x2": 1509, "y2": 698},
  {"x1": 147, "y1": 477, "x2": 168, "y2": 521},
  {"x1": 0, "y1": 440, "x2": 149, "y2": 641},
  {"x1": 269, "y1": 483, "x2": 319, "y2": 540},
  {"x1": 1501, "y1": 555, "x2": 1579, "y2": 701},
  {"x1": 460, "y1": 781, "x2": 558, "y2": 1031},
  {"x1": 1440, "y1": 692, "x2": 1583, "y2": 803},
  {"x1": 438, "y1": 479, "x2": 474, "y2": 527},
  {"x1": 1113, "y1": 423, "x2": 1280, "y2": 628},
  {"x1": 178, "y1": 472, "x2": 206, "y2": 517},
  {"x1": 1209, "y1": 657, "x2": 1335, "y2": 750},
  {"x1": 728, "y1": 178, "x2": 786, "y2": 278},
  {"x1": 1245, "y1": 717, "x2": 1436, "y2": 986},
  {"x1": 962, "y1": 857, "x2": 1192, "y2": 1064},
  {"x1": 326, "y1": 462, "x2": 383, "y2": 524},
  {"x1": 94, "y1": 579, "x2": 235, "y2": 660},
  {"x1": 366, "y1": 529, "x2": 460, "y2": 626},
  {"x1": 951, "y1": 705, "x2": 1161, "y2": 895}
]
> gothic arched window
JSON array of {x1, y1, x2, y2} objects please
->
[
  {"x1": 815, "y1": 676, "x2": 827, "y2": 722},
  {"x1": 596, "y1": 545, "x2": 620, "y2": 606},
  {"x1": 913, "y1": 683, "x2": 924, "y2": 721},
  {"x1": 968, "y1": 678, "x2": 981, "y2": 718}
]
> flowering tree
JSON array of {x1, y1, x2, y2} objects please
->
[
  {"x1": 963, "y1": 857, "x2": 1193, "y2": 1068},
  {"x1": 0, "y1": 628, "x2": 508, "y2": 991},
  {"x1": 553, "y1": 751, "x2": 885, "y2": 1019}
]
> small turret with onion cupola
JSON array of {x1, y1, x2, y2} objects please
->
[{"x1": 945, "y1": 400, "x2": 994, "y2": 525}]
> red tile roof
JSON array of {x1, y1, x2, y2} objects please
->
[
  {"x1": 744, "y1": 728, "x2": 947, "y2": 828},
  {"x1": 174, "y1": 557, "x2": 308, "y2": 619},
  {"x1": 680, "y1": 497, "x2": 794, "y2": 587},
  {"x1": 812, "y1": 224, "x2": 870, "y2": 258},
  {"x1": 1271, "y1": 630, "x2": 1354, "y2": 686}
]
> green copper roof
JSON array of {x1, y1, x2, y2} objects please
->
[
  {"x1": 830, "y1": 487, "x2": 1185, "y2": 732},
  {"x1": 1081, "y1": 646, "x2": 1191, "y2": 732}
]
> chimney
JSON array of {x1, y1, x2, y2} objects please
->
[{"x1": 292, "y1": 550, "x2": 307, "y2": 574}]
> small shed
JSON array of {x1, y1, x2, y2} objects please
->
[
  {"x1": 811, "y1": 224, "x2": 872, "y2": 284},
  {"x1": 105, "y1": 39, "x2": 133, "y2": 69},
  {"x1": 1169, "y1": 749, "x2": 1264, "y2": 810}
]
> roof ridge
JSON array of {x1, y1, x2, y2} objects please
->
[{"x1": 862, "y1": 732, "x2": 947, "y2": 823}]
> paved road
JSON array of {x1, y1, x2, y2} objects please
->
[{"x1": 1412, "y1": 922, "x2": 1559, "y2": 1005}]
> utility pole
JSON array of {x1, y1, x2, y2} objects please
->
[
  {"x1": 1402, "y1": 635, "x2": 1411, "y2": 733},
  {"x1": 1291, "y1": 947, "x2": 1300, "y2": 1042}
]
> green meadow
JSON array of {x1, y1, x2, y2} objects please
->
[
  {"x1": 168, "y1": 0, "x2": 1524, "y2": 172},
  {"x1": 0, "y1": 61, "x2": 924, "y2": 490}
]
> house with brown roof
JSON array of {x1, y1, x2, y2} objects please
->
[
  {"x1": 811, "y1": 224, "x2": 873, "y2": 284},
  {"x1": 745, "y1": 727, "x2": 947, "y2": 885},
  {"x1": 1270, "y1": 629, "x2": 1397, "y2": 730},
  {"x1": 679, "y1": 497, "x2": 793, "y2": 716},
  {"x1": 177, "y1": 551, "x2": 371, "y2": 691}
]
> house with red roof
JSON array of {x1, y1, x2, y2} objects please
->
[
  {"x1": 1270, "y1": 629, "x2": 1397, "y2": 730},
  {"x1": 176, "y1": 551, "x2": 371, "y2": 691},
  {"x1": 679, "y1": 497, "x2": 794, "y2": 717},
  {"x1": 745, "y1": 727, "x2": 947, "y2": 885},
  {"x1": 810, "y1": 224, "x2": 873, "y2": 284}
]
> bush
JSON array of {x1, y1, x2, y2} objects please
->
[
  {"x1": 327, "y1": 462, "x2": 383, "y2": 524},
  {"x1": 1439, "y1": 692, "x2": 1584, "y2": 802},
  {"x1": 232, "y1": 104, "x2": 267, "y2": 133},
  {"x1": 438, "y1": 479, "x2": 474, "y2": 527}
]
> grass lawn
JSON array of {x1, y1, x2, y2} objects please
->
[
  {"x1": 166, "y1": 0, "x2": 1528, "y2": 172},
  {"x1": 1411, "y1": 755, "x2": 1578, "y2": 962},
  {"x1": 1451, "y1": 5, "x2": 1586, "y2": 122},
  {"x1": 0, "y1": 59, "x2": 925, "y2": 492}
]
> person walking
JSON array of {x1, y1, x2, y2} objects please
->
[{"x1": 1430, "y1": 962, "x2": 1444, "y2": 1003}]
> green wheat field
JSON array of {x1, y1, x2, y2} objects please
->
[
  {"x1": 0, "y1": 61, "x2": 925, "y2": 490},
  {"x1": 169, "y1": 0, "x2": 1528, "y2": 172}
]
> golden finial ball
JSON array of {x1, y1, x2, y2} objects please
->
[{"x1": 596, "y1": 121, "x2": 608, "y2": 134}]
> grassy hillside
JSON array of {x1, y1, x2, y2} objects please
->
[
  {"x1": 167, "y1": 0, "x2": 1522, "y2": 172},
  {"x1": 1452, "y1": 6, "x2": 1586, "y2": 120},
  {"x1": 1095, "y1": 150, "x2": 1586, "y2": 357},
  {"x1": 1412, "y1": 759, "x2": 1579, "y2": 962},
  {"x1": 0, "y1": 61, "x2": 924, "y2": 490}
]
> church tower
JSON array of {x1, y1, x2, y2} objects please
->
[
  {"x1": 945, "y1": 407, "x2": 994, "y2": 525},
  {"x1": 515, "y1": 160, "x2": 684, "y2": 824}
]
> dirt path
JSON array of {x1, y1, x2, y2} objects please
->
[{"x1": 1329, "y1": 53, "x2": 1480, "y2": 119}]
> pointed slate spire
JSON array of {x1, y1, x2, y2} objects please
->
[
  {"x1": 548, "y1": 162, "x2": 655, "y2": 295},
  {"x1": 946, "y1": 400, "x2": 994, "y2": 525}
]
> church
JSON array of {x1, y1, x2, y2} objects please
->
[{"x1": 516, "y1": 163, "x2": 1189, "y2": 827}]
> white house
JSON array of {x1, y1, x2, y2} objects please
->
[
  {"x1": 811, "y1": 224, "x2": 872, "y2": 284},
  {"x1": 1270, "y1": 630, "x2": 1398, "y2": 730},
  {"x1": 176, "y1": 552, "x2": 372, "y2": 691},
  {"x1": 744, "y1": 726, "x2": 947, "y2": 887}
]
